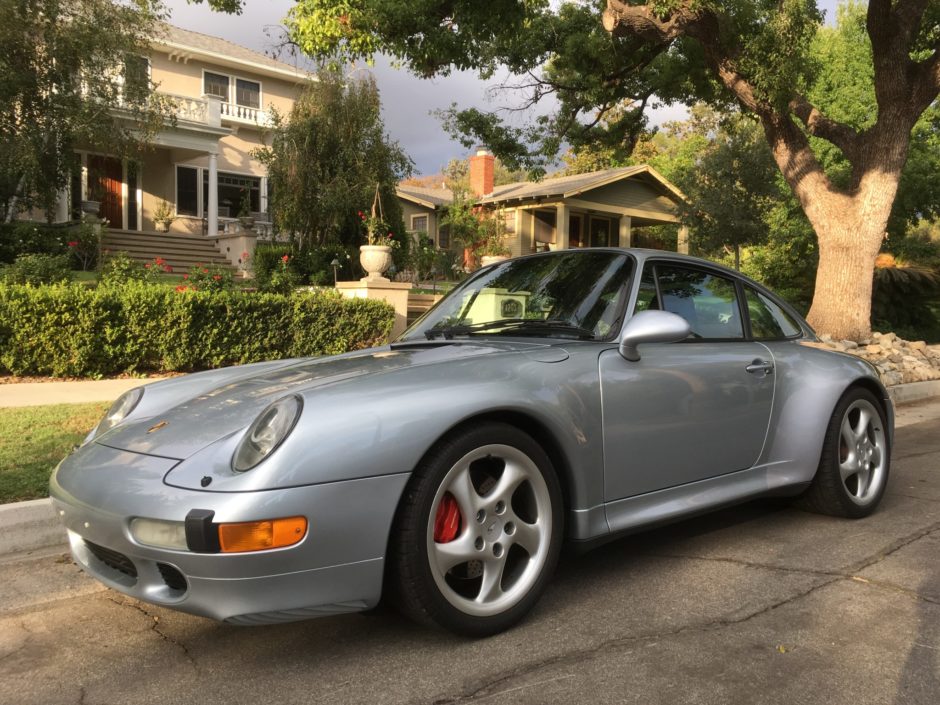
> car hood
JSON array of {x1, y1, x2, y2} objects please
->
[{"x1": 96, "y1": 341, "x2": 561, "y2": 460}]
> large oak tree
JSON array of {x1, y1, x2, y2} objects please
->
[{"x1": 199, "y1": 0, "x2": 939, "y2": 340}]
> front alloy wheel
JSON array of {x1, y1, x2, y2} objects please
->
[{"x1": 390, "y1": 423, "x2": 563, "y2": 636}]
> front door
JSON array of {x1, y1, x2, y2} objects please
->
[
  {"x1": 88, "y1": 156, "x2": 123, "y2": 227},
  {"x1": 600, "y1": 261, "x2": 775, "y2": 501}
]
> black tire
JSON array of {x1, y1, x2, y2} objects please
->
[
  {"x1": 798, "y1": 387, "x2": 891, "y2": 518},
  {"x1": 388, "y1": 422, "x2": 564, "y2": 637}
]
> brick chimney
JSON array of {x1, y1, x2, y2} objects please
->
[{"x1": 469, "y1": 147, "x2": 495, "y2": 198}]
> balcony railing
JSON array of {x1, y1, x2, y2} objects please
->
[{"x1": 219, "y1": 101, "x2": 271, "y2": 127}]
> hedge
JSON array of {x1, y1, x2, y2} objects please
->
[{"x1": 0, "y1": 283, "x2": 395, "y2": 377}]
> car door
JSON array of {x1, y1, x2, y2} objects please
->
[{"x1": 600, "y1": 261, "x2": 775, "y2": 501}]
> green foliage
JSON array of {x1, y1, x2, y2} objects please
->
[
  {"x1": 0, "y1": 0, "x2": 171, "y2": 220},
  {"x1": 66, "y1": 223, "x2": 101, "y2": 271},
  {"x1": 0, "y1": 253, "x2": 71, "y2": 286},
  {"x1": 871, "y1": 264, "x2": 940, "y2": 344},
  {"x1": 100, "y1": 252, "x2": 152, "y2": 287},
  {"x1": 0, "y1": 221, "x2": 75, "y2": 263},
  {"x1": 0, "y1": 283, "x2": 395, "y2": 377},
  {"x1": 183, "y1": 263, "x2": 235, "y2": 292},
  {"x1": 255, "y1": 69, "x2": 412, "y2": 247}
]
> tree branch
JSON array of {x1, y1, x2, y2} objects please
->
[
  {"x1": 602, "y1": 1, "x2": 701, "y2": 44},
  {"x1": 789, "y1": 95, "x2": 860, "y2": 160}
]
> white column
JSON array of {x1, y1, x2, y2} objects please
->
[
  {"x1": 260, "y1": 176, "x2": 268, "y2": 214},
  {"x1": 207, "y1": 152, "x2": 219, "y2": 238},
  {"x1": 618, "y1": 215, "x2": 632, "y2": 248},
  {"x1": 677, "y1": 224, "x2": 690, "y2": 254},
  {"x1": 55, "y1": 187, "x2": 70, "y2": 223},
  {"x1": 555, "y1": 203, "x2": 569, "y2": 251}
]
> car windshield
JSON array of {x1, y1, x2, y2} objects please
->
[{"x1": 401, "y1": 250, "x2": 635, "y2": 342}]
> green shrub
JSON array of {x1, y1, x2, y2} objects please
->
[
  {"x1": 0, "y1": 221, "x2": 71, "y2": 264},
  {"x1": 98, "y1": 252, "x2": 149, "y2": 287},
  {"x1": 66, "y1": 223, "x2": 102, "y2": 271},
  {"x1": 253, "y1": 242, "x2": 360, "y2": 288},
  {"x1": 0, "y1": 254, "x2": 72, "y2": 285},
  {"x1": 251, "y1": 244, "x2": 294, "y2": 289},
  {"x1": 0, "y1": 283, "x2": 394, "y2": 377},
  {"x1": 183, "y1": 263, "x2": 234, "y2": 292}
]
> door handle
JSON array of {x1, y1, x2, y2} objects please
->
[{"x1": 746, "y1": 359, "x2": 774, "y2": 375}]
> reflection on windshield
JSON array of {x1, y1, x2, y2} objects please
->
[{"x1": 401, "y1": 251, "x2": 634, "y2": 342}]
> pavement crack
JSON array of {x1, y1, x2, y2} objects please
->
[
  {"x1": 428, "y1": 522, "x2": 940, "y2": 705},
  {"x1": 426, "y1": 576, "x2": 839, "y2": 705},
  {"x1": 640, "y1": 552, "x2": 843, "y2": 579},
  {"x1": 849, "y1": 575, "x2": 940, "y2": 606},
  {"x1": 106, "y1": 596, "x2": 196, "y2": 668}
]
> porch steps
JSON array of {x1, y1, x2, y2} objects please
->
[
  {"x1": 102, "y1": 230, "x2": 236, "y2": 274},
  {"x1": 407, "y1": 293, "x2": 443, "y2": 327}
]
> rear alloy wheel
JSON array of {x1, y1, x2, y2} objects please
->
[
  {"x1": 390, "y1": 423, "x2": 563, "y2": 636},
  {"x1": 799, "y1": 388, "x2": 890, "y2": 518}
]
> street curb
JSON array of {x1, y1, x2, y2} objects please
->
[
  {"x1": 887, "y1": 380, "x2": 940, "y2": 406},
  {"x1": 0, "y1": 497, "x2": 64, "y2": 556},
  {"x1": 1, "y1": 380, "x2": 939, "y2": 558}
]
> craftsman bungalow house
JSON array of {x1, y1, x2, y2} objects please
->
[{"x1": 396, "y1": 149, "x2": 689, "y2": 256}]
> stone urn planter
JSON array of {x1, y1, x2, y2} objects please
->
[
  {"x1": 480, "y1": 254, "x2": 510, "y2": 267},
  {"x1": 80, "y1": 200, "x2": 100, "y2": 215},
  {"x1": 359, "y1": 245, "x2": 393, "y2": 282}
]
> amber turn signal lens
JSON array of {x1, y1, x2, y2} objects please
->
[{"x1": 218, "y1": 516, "x2": 307, "y2": 553}]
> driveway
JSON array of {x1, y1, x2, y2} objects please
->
[{"x1": 1, "y1": 407, "x2": 938, "y2": 705}]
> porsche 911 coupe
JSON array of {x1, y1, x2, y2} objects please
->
[{"x1": 51, "y1": 248, "x2": 893, "y2": 636}]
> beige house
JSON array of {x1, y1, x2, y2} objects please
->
[
  {"x1": 57, "y1": 25, "x2": 310, "y2": 239},
  {"x1": 396, "y1": 149, "x2": 689, "y2": 256}
]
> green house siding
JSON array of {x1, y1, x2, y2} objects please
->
[{"x1": 576, "y1": 180, "x2": 677, "y2": 218}]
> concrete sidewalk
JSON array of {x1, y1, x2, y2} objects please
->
[{"x1": 0, "y1": 377, "x2": 168, "y2": 408}]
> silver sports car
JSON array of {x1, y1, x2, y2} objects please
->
[{"x1": 51, "y1": 248, "x2": 893, "y2": 636}]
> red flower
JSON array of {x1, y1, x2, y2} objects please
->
[
  {"x1": 67, "y1": 241, "x2": 78, "y2": 248},
  {"x1": 144, "y1": 263, "x2": 151, "y2": 269},
  {"x1": 357, "y1": 211, "x2": 364, "y2": 218},
  {"x1": 213, "y1": 275, "x2": 221, "y2": 281},
  {"x1": 281, "y1": 254, "x2": 289, "y2": 263},
  {"x1": 163, "y1": 265, "x2": 173, "y2": 273},
  {"x1": 202, "y1": 268, "x2": 209, "y2": 274},
  {"x1": 174, "y1": 285, "x2": 187, "y2": 292},
  {"x1": 241, "y1": 251, "x2": 249, "y2": 260},
  {"x1": 155, "y1": 257, "x2": 165, "y2": 265},
  {"x1": 183, "y1": 274, "x2": 189, "y2": 280}
]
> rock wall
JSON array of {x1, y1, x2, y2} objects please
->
[{"x1": 816, "y1": 332, "x2": 940, "y2": 386}]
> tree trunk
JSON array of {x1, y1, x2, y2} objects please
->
[{"x1": 803, "y1": 169, "x2": 900, "y2": 341}]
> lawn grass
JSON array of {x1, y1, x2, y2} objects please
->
[{"x1": 0, "y1": 402, "x2": 108, "y2": 504}]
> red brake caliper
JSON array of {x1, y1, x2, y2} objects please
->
[{"x1": 433, "y1": 493, "x2": 461, "y2": 543}]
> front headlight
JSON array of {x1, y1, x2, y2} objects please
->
[
  {"x1": 233, "y1": 395, "x2": 303, "y2": 472},
  {"x1": 90, "y1": 387, "x2": 144, "y2": 441}
]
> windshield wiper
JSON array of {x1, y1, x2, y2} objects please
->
[{"x1": 425, "y1": 319, "x2": 594, "y2": 340}]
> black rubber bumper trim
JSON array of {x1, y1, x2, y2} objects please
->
[{"x1": 185, "y1": 509, "x2": 220, "y2": 553}]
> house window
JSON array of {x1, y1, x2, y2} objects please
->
[
  {"x1": 204, "y1": 72, "x2": 229, "y2": 101},
  {"x1": 411, "y1": 214, "x2": 429, "y2": 232},
  {"x1": 204, "y1": 171, "x2": 261, "y2": 217},
  {"x1": 589, "y1": 217, "x2": 612, "y2": 247},
  {"x1": 122, "y1": 56, "x2": 151, "y2": 102},
  {"x1": 235, "y1": 79, "x2": 261, "y2": 109},
  {"x1": 176, "y1": 166, "x2": 198, "y2": 216},
  {"x1": 502, "y1": 210, "x2": 516, "y2": 234},
  {"x1": 439, "y1": 225, "x2": 450, "y2": 249}
]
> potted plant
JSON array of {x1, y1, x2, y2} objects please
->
[
  {"x1": 153, "y1": 199, "x2": 175, "y2": 233},
  {"x1": 81, "y1": 180, "x2": 104, "y2": 215},
  {"x1": 237, "y1": 188, "x2": 254, "y2": 230},
  {"x1": 478, "y1": 218, "x2": 511, "y2": 267},
  {"x1": 358, "y1": 186, "x2": 398, "y2": 281}
]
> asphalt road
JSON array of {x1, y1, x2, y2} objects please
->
[{"x1": 1, "y1": 405, "x2": 938, "y2": 705}]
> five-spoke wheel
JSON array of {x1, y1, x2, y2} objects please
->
[
  {"x1": 800, "y1": 387, "x2": 891, "y2": 518},
  {"x1": 389, "y1": 423, "x2": 562, "y2": 636}
]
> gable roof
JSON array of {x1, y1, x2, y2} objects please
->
[
  {"x1": 396, "y1": 185, "x2": 455, "y2": 209},
  {"x1": 154, "y1": 24, "x2": 312, "y2": 82},
  {"x1": 479, "y1": 165, "x2": 686, "y2": 205},
  {"x1": 396, "y1": 165, "x2": 685, "y2": 211}
]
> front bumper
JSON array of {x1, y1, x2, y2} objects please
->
[{"x1": 50, "y1": 443, "x2": 410, "y2": 625}]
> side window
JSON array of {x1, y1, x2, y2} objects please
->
[
  {"x1": 656, "y1": 265, "x2": 744, "y2": 340},
  {"x1": 634, "y1": 265, "x2": 659, "y2": 312},
  {"x1": 745, "y1": 287, "x2": 802, "y2": 339}
]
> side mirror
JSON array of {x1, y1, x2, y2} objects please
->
[{"x1": 619, "y1": 310, "x2": 691, "y2": 361}]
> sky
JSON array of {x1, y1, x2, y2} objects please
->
[{"x1": 161, "y1": 0, "x2": 843, "y2": 176}]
